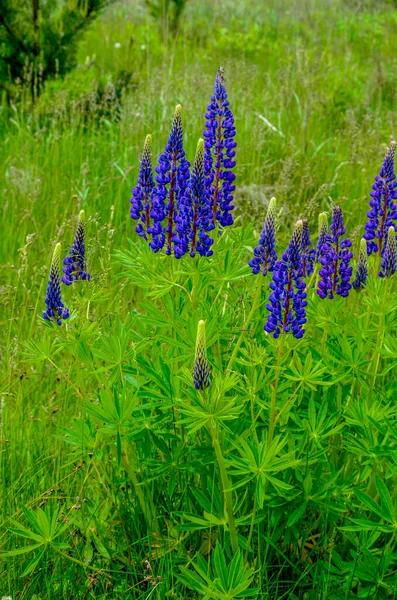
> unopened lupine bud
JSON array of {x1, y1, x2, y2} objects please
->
[
  {"x1": 248, "y1": 197, "x2": 277, "y2": 275},
  {"x1": 316, "y1": 212, "x2": 328, "y2": 261},
  {"x1": 62, "y1": 210, "x2": 91, "y2": 285},
  {"x1": 352, "y1": 238, "x2": 369, "y2": 291},
  {"x1": 43, "y1": 243, "x2": 70, "y2": 325},
  {"x1": 193, "y1": 320, "x2": 211, "y2": 390},
  {"x1": 379, "y1": 227, "x2": 397, "y2": 278}
]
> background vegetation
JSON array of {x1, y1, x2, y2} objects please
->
[{"x1": 1, "y1": 0, "x2": 397, "y2": 598}]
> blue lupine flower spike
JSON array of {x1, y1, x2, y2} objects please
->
[
  {"x1": 317, "y1": 205, "x2": 353, "y2": 299},
  {"x1": 178, "y1": 139, "x2": 214, "y2": 258},
  {"x1": 364, "y1": 141, "x2": 397, "y2": 256},
  {"x1": 150, "y1": 104, "x2": 190, "y2": 256},
  {"x1": 379, "y1": 227, "x2": 397, "y2": 278},
  {"x1": 249, "y1": 197, "x2": 277, "y2": 275},
  {"x1": 352, "y1": 239, "x2": 369, "y2": 291},
  {"x1": 264, "y1": 220, "x2": 308, "y2": 339},
  {"x1": 130, "y1": 134, "x2": 154, "y2": 240},
  {"x1": 316, "y1": 212, "x2": 328, "y2": 262},
  {"x1": 62, "y1": 210, "x2": 91, "y2": 285},
  {"x1": 301, "y1": 218, "x2": 316, "y2": 277},
  {"x1": 193, "y1": 320, "x2": 211, "y2": 390},
  {"x1": 203, "y1": 66, "x2": 236, "y2": 227},
  {"x1": 43, "y1": 243, "x2": 70, "y2": 325}
]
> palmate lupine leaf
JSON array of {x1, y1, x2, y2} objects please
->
[{"x1": 285, "y1": 352, "x2": 333, "y2": 389}]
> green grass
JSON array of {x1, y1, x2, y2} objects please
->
[{"x1": 2, "y1": 0, "x2": 397, "y2": 597}]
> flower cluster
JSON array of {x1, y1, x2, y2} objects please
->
[
  {"x1": 248, "y1": 197, "x2": 277, "y2": 275},
  {"x1": 203, "y1": 66, "x2": 237, "y2": 227},
  {"x1": 265, "y1": 220, "x2": 307, "y2": 339},
  {"x1": 151, "y1": 105, "x2": 191, "y2": 255},
  {"x1": 317, "y1": 206, "x2": 353, "y2": 299},
  {"x1": 193, "y1": 320, "x2": 211, "y2": 389},
  {"x1": 379, "y1": 227, "x2": 397, "y2": 278},
  {"x1": 178, "y1": 139, "x2": 214, "y2": 257},
  {"x1": 62, "y1": 210, "x2": 91, "y2": 285},
  {"x1": 352, "y1": 238, "x2": 369, "y2": 291},
  {"x1": 364, "y1": 141, "x2": 397, "y2": 256},
  {"x1": 130, "y1": 135, "x2": 155, "y2": 240},
  {"x1": 43, "y1": 243, "x2": 70, "y2": 325},
  {"x1": 301, "y1": 218, "x2": 315, "y2": 277}
]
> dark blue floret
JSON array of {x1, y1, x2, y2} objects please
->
[
  {"x1": 364, "y1": 141, "x2": 397, "y2": 256},
  {"x1": 43, "y1": 243, "x2": 70, "y2": 326},
  {"x1": 264, "y1": 220, "x2": 307, "y2": 339},
  {"x1": 203, "y1": 67, "x2": 236, "y2": 227}
]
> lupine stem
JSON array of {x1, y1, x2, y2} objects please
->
[
  {"x1": 267, "y1": 332, "x2": 286, "y2": 447},
  {"x1": 211, "y1": 426, "x2": 238, "y2": 552},
  {"x1": 226, "y1": 276, "x2": 262, "y2": 372}
]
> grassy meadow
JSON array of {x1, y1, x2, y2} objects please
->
[{"x1": 2, "y1": 0, "x2": 397, "y2": 597}]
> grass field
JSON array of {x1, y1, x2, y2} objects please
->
[{"x1": 2, "y1": 0, "x2": 397, "y2": 598}]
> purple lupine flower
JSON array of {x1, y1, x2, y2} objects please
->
[
  {"x1": 43, "y1": 243, "x2": 70, "y2": 325},
  {"x1": 317, "y1": 205, "x2": 353, "y2": 299},
  {"x1": 364, "y1": 141, "x2": 397, "y2": 256},
  {"x1": 248, "y1": 197, "x2": 277, "y2": 275},
  {"x1": 150, "y1": 105, "x2": 190, "y2": 255},
  {"x1": 379, "y1": 227, "x2": 397, "y2": 278},
  {"x1": 264, "y1": 220, "x2": 307, "y2": 339},
  {"x1": 193, "y1": 320, "x2": 211, "y2": 389},
  {"x1": 203, "y1": 66, "x2": 236, "y2": 227},
  {"x1": 178, "y1": 139, "x2": 214, "y2": 258},
  {"x1": 352, "y1": 239, "x2": 369, "y2": 291},
  {"x1": 316, "y1": 212, "x2": 328, "y2": 262},
  {"x1": 62, "y1": 210, "x2": 91, "y2": 285},
  {"x1": 301, "y1": 218, "x2": 316, "y2": 277},
  {"x1": 130, "y1": 134, "x2": 154, "y2": 240}
]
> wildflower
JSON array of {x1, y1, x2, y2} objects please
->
[
  {"x1": 62, "y1": 210, "x2": 91, "y2": 285},
  {"x1": 352, "y1": 238, "x2": 369, "y2": 291},
  {"x1": 130, "y1": 134, "x2": 155, "y2": 240},
  {"x1": 43, "y1": 243, "x2": 70, "y2": 325},
  {"x1": 150, "y1": 104, "x2": 190, "y2": 255},
  {"x1": 193, "y1": 320, "x2": 211, "y2": 389},
  {"x1": 364, "y1": 141, "x2": 397, "y2": 256},
  {"x1": 178, "y1": 139, "x2": 214, "y2": 258},
  {"x1": 203, "y1": 67, "x2": 236, "y2": 227},
  {"x1": 264, "y1": 220, "x2": 307, "y2": 339},
  {"x1": 379, "y1": 227, "x2": 397, "y2": 277},
  {"x1": 301, "y1": 218, "x2": 316, "y2": 277},
  {"x1": 248, "y1": 197, "x2": 277, "y2": 275},
  {"x1": 316, "y1": 212, "x2": 328, "y2": 261},
  {"x1": 317, "y1": 205, "x2": 353, "y2": 299}
]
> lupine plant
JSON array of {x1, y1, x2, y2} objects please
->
[
  {"x1": 301, "y1": 218, "x2": 315, "y2": 277},
  {"x1": 62, "y1": 210, "x2": 91, "y2": 285},
  {"x1": 265, "y1": 219, "x2": 307, "y2": 339},
  {"x1": 43, "y1": 243, "x2": 70, "y2": 324},
  {"x1": 364, "y1": 141, "x2": 397, "y2": 256},
  {"x1": 130, "y1": 134, "x2": 155, "y2": 240},
  {"x1": 317, "y1": 205, "x2": 353, "y2": 299},
  {"x1": 151, "y1": 104, "x2": 190, "y2": 255},
  {"x1": 248, "y1": 196, "x2": 277, "y2": 275},
  {"x1": 203, "y1": 66, "x2": 237, "y2": 227}
]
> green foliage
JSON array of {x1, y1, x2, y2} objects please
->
[{"x1": 2, "y1": 0, "x2": 397, "y2": 598}]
